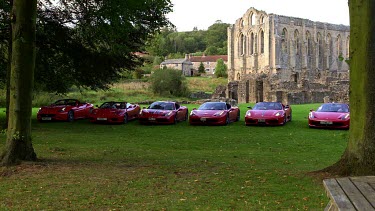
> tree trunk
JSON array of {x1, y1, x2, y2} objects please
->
[
  {"x1": 1, "y1": 0, "x2": 37, "y2": 165},
  {"x1": 324, "y1": 0, "x2": 375, "y2": 175},
  {"x1": 5, "y1": 0, "x2": 13, "y2": 129}
]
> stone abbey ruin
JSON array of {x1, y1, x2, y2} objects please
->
[{"x1": 225, "y1": 8, "x2": 350, "y2": 104}]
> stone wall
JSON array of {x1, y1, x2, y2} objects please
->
[{"x1": 226, "y1": 7, "x2": 350, "y2": 104}]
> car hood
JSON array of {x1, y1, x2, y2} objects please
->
[
  {"x1": 248, "y1": 110, "x2": 283, "y2": 118},
  {"x1": 191, "y1": 110, "x2": 226, "y2": 117},
  {"x1": 141, "y1": 109, "x2": 173, "y2": 116},
  {"x1": 40, "y1": 105, "x2": 68, "y2": 112},
  {"x1": 92, "y1": 108, "x2": 122, "y2": 116},
  {"x1": 311, "y1": 111, "x2": 349, "y2": 120}
]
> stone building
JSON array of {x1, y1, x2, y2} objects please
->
[
  {"x1": 227, "y1": 7, "x2": 350, "y2": 104},
  {"x1": 188, "y1": 54, "x2": 228, "y2": 75},
  {"x1": 160, "y1": 58, "x2": 194, "y2": 76}
]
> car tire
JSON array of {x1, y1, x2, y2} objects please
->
[
  {"x1": 225, "y1": 114, "x2": 230, "y2": 125},
  {"x1": 123, "y1": 113, "x2": 128, "y2": 124},
  {"x1": 67, "y1": 111, "x2": 74, "y2": 122},
  {"x1": 282, "y1": 116, "x2": 287, "y2": 125},
  {"x1": 289, "y1": 113, "x2": 292, "y2": 122},
  {"x1": 236, "y1": 110, "x2": 240, "y2": 122}
]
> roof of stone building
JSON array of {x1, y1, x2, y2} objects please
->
[
  {"x1": 188, "y1": 55, "x2": 228, "y2": 62},
  {"x1": 160, "y1": 59, "x2": 193, "y2": 65}
]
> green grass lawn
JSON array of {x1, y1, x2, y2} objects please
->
[{"x1": 0, "y1": 103, "x2": 348, "y2": 210}]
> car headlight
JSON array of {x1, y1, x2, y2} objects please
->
[
  {"x1": 246, "y1": 110, "x2": 251, "y2": 117},
  {"x1": 139, "y1": 110, "x2": 143, "y2": 115},
  {"x1": 309, "y1": 112, "x2": 315, "y2": 118},
  {"x1": 163, "y1": 111, "x2": 173, "y2": 116},
  {"x1": 58, "y1": 107, "x2": 66, "y2": 112},
  {"x1": 213, "y1": 111, "x2": 225, "y2": 116},
  {"x1": 341, "y1": 113, "x2": 350, "y2": 120},
  {"x1": 275, "y1": 112, "x2": 282, "y2": 117}
]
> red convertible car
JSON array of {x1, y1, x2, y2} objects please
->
[
  {"x1": 189, "y1": 102, "x2": 240, "y2": 126},
  {"x1": 308, "y1": 103, "x2": 350, "y2": 129},
  {"x1": 89, "y1": 102, "x2": 140, "y2": 124},
  {"x1": 245, "y1": 102, "x2": 292, "y2": 126},
  {"x1": 139, "y1": 101, "x2": 188, "y2": 124},
  {"x1": 37, "y1": 99, "x2": 93, "y2": 122}
]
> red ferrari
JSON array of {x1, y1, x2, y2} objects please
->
[
  {"x1": 37, "y1": 99, "x2": 93, "y2": 122},
  {"x1": 245, "y1": 102, "x2": 292, "y2": 126},
  {"x1": 139, "y1": 101, "x2": 188, "y2": 124},
  {"x1": 308, "y1": 103, "x2": 350, "y2": 129},
  {"x1": 89, "y1": 101, "x2": 140, "y2": 124},
  {"x1": 189, "y1": 102, "x2": 240, "y2": 126}
]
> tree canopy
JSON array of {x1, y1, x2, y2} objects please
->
[
  {"x1": 145, "y1": 21, "x2": 229, "y2": 59},
  {"x1": 0, "y1": 0, "x2": 173, "y2": 93}
]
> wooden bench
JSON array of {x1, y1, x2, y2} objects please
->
[{"x1": 323, "y1": 176, "x2": 375, "y2": 210}]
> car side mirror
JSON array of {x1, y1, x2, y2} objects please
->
[
  {"x1": 247, "y1": 106, "x2": 252, "y2": 109},
  {"x1": 285, "y1": 105, "x2": 290, "y2": 109},
  {"x1": 95, "y1": 105, "x2": 99, "y2": 108}
]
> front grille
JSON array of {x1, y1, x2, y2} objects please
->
[{"x1": 41, "y1": 114, "x2": 56, "y2": 117}]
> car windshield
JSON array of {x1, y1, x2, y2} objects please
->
[
  {"x1": 149, "y1": 102, "x2": 175, "y2": 110},
  {"x1": 53, "y1": 99, "x2": 77, "y2": 106},
  {"x1": 316, "y1": 103, "x2": 349, "y2": 112},
  {"x1": 198, "y1": 102, "x2": 226, "y2": 110},
  {"x1": 99, "y1": 102, "x2": 125, "y2": 109},
  {"x1": 252, "y1": 102, "x2": 282, "y2": 110}
]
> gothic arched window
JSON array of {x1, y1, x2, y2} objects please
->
[{"x1": 260, "y1": 30, "x2": 264, "y2": 54}]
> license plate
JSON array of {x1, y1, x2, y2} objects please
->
[
  {"x1": 42, "y1": 117, "x2": 52, "y2": 120},
  {"x1": 320, "y1": 121, "x2": 333, "y2": 125},
  {"x1": 148, "y1": 118, "x2": 156, "y2": 121},
  {"x1": 97, "y1": 118, "x2": 107, "y2": 121},
  {"x1": 258, "y1": 119, "x2": 265, "y2": 122},
  {"x1": 200, "y1": 117, "x2": 206, "y2": 122}
]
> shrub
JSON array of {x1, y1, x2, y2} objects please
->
[
  {"x1": 198, "y1": 62, "x2": 205, "y2": 73},
  {"x1": 215, "y1": 58, "x2": 228, "y2": 78},
  {"x1": 149, "y1": 68, "x2": 190, "y2": 97}
]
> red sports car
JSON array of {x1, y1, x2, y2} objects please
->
[
  {"x1": 308, "y1": 103, "x2": 350, "y2": 129},
  {"x1": 245, "y1": 102, "x2": 292, "y2": 126},
  {"x1": 139, "y1": 101, "x2": 188, "y2": 124},
  {"x1": 37, "y1": 99, "x2": 93, "y2": 122},
  {"x1": 89, "y1": 101, "x2": 140, "y2": 124},
  {"x1": 189, "y1": 102, "x2": 240, "y2": 126}
]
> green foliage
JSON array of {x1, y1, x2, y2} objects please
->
[
  {"x1": 133, "y1": 69, "x2": 144, "y2": 79},
  {"x1": 0, "y1": 0, "x2": 173, "y2": 93},
  {"x1": 215, "y1": 58, "x2": 228, "y2": 78},
  {"x1": 198, "y1": 62, "x2": 205, "y2": 73},
  {"x1": 146, "y1": 21, "x2": 229, "y2": 57},
  {"x1": 153, "y1": 56, "x2": 164, "y2": 65},
  {"x1": 205, "y1": 21, "x2": 230, "y2": 49},
  {"x1": 149, "y1": 68, "x2": 190, "y2": 97}
]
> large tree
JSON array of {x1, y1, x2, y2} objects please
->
[
  {"x1": 325, "y1": 0, "x2": 375, "y2": 175},
  {"x1": 0, "y1": 0, "x2": 173, "y2": 165},
  {"x1": 1, "y1": 0, "x2": 37, "y2": 165},
  {"x1": 0, "y1": 0, "x2": 173, "y2": 93}
]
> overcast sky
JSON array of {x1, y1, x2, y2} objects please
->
[{"x1": 167, "y1": 0, "x2": 350, "y2": 32}]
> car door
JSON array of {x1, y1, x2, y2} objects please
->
[
  {"x1": 227, "y1": 104, "x2": 236, "y2": 121},
  {"x1": 175, "y1": 103, "x2": 184, "y2": 121},
  {"x1": 126, "y1": 103, "x2": 137, "y2": 119}
]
